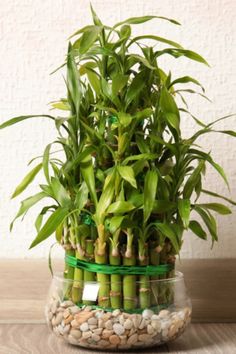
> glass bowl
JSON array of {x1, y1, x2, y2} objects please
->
[{"x1": 45, "y1": 271, "x2": 191, "y2": 350}]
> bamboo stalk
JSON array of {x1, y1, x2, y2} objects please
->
[
  {"x1": 109, "y1": 239, "x2": 122, "y2": 309},
  {"x1": 138, "y1": 242, "x2": 151, "y2": 309},
  {"x1": 83, "y1": 239, "x2": 96, "y2": 305},
  {"x1": 72, "y1": 242, "x2": 84, "y2": 304},
  {"x1": 149, "y1": 240, "x2": 161, "y2": 307},
  {"x1": 95, "y1": 231, "x2": 110, "y2": 308},
  {"x1": 123, "y1": 231, "x2": 136, "y2": 310},
  {"x1": 64, "y1": 248, "x2": 75, "y2": 300}
]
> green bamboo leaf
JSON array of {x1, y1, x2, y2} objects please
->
[
  {"x1": 178, "y1": 198, "x2": 191, "y2": 228},
  {"x1": 107, "y1": 201, "x2": 135, "y2": 214},
  {"x1": 51, "y1": 177, "x2": 71, "y2": 208},
  {"x1": 125, "y1": 71, "x2": 146, "y2": 108},
  {"x1": 112, "y1": 74, "x2": 129, "y2": 95},
  {"x1": 152, "y1": 200, "x2": 176, "y2": 213},
  {"x1": 81, "y1": 155, "x2": 98, "y2": 207},
  {"x1": 114, "y1": 15, "x2": 180, "y2": 28},
  {"x1": 0, "y1": 115, "x2": 57, "y2": 130},
  {"x1": 128, "y1": 35, "x2": 183, "y2": 49},
  {"x1": 117, "y1": 166, "x2": 137, "y2": 188},
  {"x1": 194, "y1": 206, "x2": 218, "y2": 242},
  {"x1": 201, "y1": 189, "x2": 236, "y2": 206},
  {"x1": 11, "y1": 163, "x2": 43, "y2": 198},
  {"x1": 106, "y1": 215, "x2": 126, "y2": 234},
  {"x1": 76, "y1": 26, "x2": 101, "y2": 55},
  {"x1": 29, "y1": 207, "x2": 69, "y2": 249},
  {"x1": 123, "y1": 153, "x2": 157, "y2": 165},
  {"x1": 134, "y1": 108, "x2": 153, "y2": 120},
  {"x1": 183, "y1": 160, "x2": 205, "y2": 199},
  {"x1": 143, "y1": 170, "x2": 158, "y2": 223},
  {"x1": 90, "y1": 4, "x2": 103, "y2": 26},
  {"x1": 153, "y1": 223, "x2": 180, "y2": 253},
  {"x1": 75, "y1": 181, "x2": 89, "y2": 210},
  {"x1": 196, "y1": 203, "x2": 231, "y2": 215},
  {"x1": 67, "y1": 42, "x2": 81, "y2": 115},
  {"x1": 117, "y1": 112, "x2": 132, "y2": 127},
  {"x1": 86, "y1": 68, "x2": 100, "y2": 95},
  {"x1": 127, "y1": 54, "x2": 155, "y2": 70},
  {"x1": 189, "y1": 149, "x2": 229, "y2": 188},
  {"x1": 43, "y1": 144, "x2": 51, "y2": 184},
  {"x1": 95, "y1": 171, "x2": 116, "y2": 223},
  {"x1": 160, "y1": 86, "x2": 180, "y2": 132},
  {"x1": 10, "y1": 192, "x2": 46, "y2": 231},
  {"x1": 156, "y1": 48, "x2": 209, "y2": 66},
  {"x1": 35, "y1": 205, "x2": 56, "y2": 233},
  {"x1": 169, "y1": 76, "x2": 205, "y2": 92},
  {"x1": 189, "y1": 220, "x2": 207, "y2": 240}
]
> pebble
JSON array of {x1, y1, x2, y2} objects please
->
[
  {"x1": 61, "y1": 300, "x2": 74, "y2": 308},
  {"x1": 124, "y1": 319, "x2": 133, "y2": 330},
  {"x1": 139, "y1": 333, "x2": 152, "y2": 342},
  {"x1": 71, "y1": 319, "x2": 80, "y2": 328},
  {"x1": 49, "y1": 295, "x2": 192, "y2": 350},
  {"x1": 112, "y1": 309, "x2": 121, "y2": 317},
  {"x1": 105, "y1": 320, "x2": 113, "y2": 330},
  {"x1": 80, "y1": 322, "x2": 89, "y2": 332},
  {"x1": 109, "y1": 334, "x2": 120, "y2": 345},
  {"x1": 88, "y1": 317, "x2": 98, "y2": 325},
  {"x1": 151, "y1": 319, "x2": 161, "y2": 332},
  {"x1": 147, "y1": 324, "x2": 154, "y2": 335},
  {"x1": 102, "y1": 329, "x2": 114, "y2": 339},
  {"x1": 64, "y1": 314, "x2": 74, "y2": 325},
  {"x1": 63, "y1": 324, "x2": 70, "y2": 334},
  {"x1": 113, "y1": 323, "x2": 125, "y2": 335},
  {"x1": 82, "y1": 331, "x2": 92, "y2": 339},
  {"x1": 70, "y1": 329, "x2": 82, "y2": 339},
  {"x1": 159, "y1": 310, "x2": 170, "y2": 318},
  {"x1": 54, "y1": 312, "x2": 63, "y2": 326},
  {"x1": 127, "y1": 333, "x2": 138, "y2": 345},
  {"x1": 51, "y1": 300, "x2": 59, "y2": 314},
  {"x1": 91, "y1": 333, "x2": 100, "y2": 342},
  {"x1": 142, "y1": 309, "x2": 154, "y2": 319},
  {"x1": 93, "y1": 328, "x2": 103, "y2": 335},
  {"x1": 98, "y1": 339, "x2": 110, "y2": 347},
  {"x1": 68, "y1": 334, "x2": 79, "y2": 345}
]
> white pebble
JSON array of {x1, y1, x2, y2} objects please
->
[
  {"x1": 112, "y1": 309, "x2": 121, "y2": 317},
  {"x1": 80, "y1": 322, "x2": 89, "y2": 332},
  {"x1": 91, "y1": 333, "x2": 100, "y2": 342},
  {"x1": 113, "y1": 323, "x2": 125, "y2": 335},
  {"x1": 142, "y1": 309, "x2": 154, "y2": 319},
  {"x1": 82, "y1": 330, "x2": 92, "y2": 339}
]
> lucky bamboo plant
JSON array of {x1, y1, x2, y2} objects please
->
[{"x1": 1, "y1": 7, "x2": 235, "y2": 311}]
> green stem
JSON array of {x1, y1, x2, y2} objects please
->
[
  {"x1": 83, "y1": 239, "x2": 96, "y2": 305},
  {"x1": 64, "y1": 248, "x2": 75, "y2": 300},
  {"x1": 95, "y1": 239, "x2": 110, "y2": 308},
  {"x1": 149, "y1": 241, "x2": 160, "y2": 306},
  {"x1": 72, "y1": 247, "x2": 84, "y2": 304},
  {"x1": 123, "y1": 240, "x2": 136, "y2": 310},
  {"x1": 109, "y1": 240, "x2": 122, "y2": 309},
  {"x1": 139, "y1": 242, "x2": 151, "y2": 309}
]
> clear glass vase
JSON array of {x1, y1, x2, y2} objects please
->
[{"x1": 45, "y1": 271, "x2": 191, "y2": 350}]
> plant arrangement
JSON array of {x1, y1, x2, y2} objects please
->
[{"x1": 1, "y1": 6, "x2": 235, "y2": 349}]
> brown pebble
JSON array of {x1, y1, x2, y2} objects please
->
[
  {"x1": 109, "y1": 334, "x2": 120, "y2": 345},
  {"x1": 75, "y1": 311, "x2": 93, "y2": 324},
  {"x1": 64, "y1": 314, "x2": 74, "y2": 325},
  {"x1": 63, "y1": 308, "x2": 71, "y2": 319},
  {"x1": 139, "y1": 333, "x2": 152, "y2": 342},
  {"x1": 102, "y1": 329, "x2": 114, "y2": 339},
  {"x1": 71, "y1": 319, "x2": 80, "y2": 328}
]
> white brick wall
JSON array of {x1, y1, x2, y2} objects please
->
[{"x1": 0, "y1": 0, "x2": 235, "y2": 258}]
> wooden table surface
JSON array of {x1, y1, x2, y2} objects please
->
[{"x1": 0, "y1": 260, "x2": 235, "y2": 353}]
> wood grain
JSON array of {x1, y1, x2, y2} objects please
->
[
  {"x1": 0, "y1": 259, "x2": 236, "y2": 323},
  {"x1": 0, "y1": 324, "x2": 236, "y2": 354}
]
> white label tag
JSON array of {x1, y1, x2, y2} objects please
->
[{"x1": 82, "y1": 283, "x2": 100, "y2": 302}]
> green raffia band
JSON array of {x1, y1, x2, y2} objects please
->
[{"x1": 65, "y1": 255, "x2": 174, "y2": 276}]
